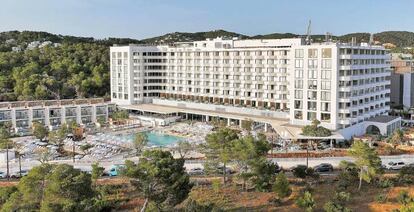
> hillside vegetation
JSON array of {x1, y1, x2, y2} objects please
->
[{"x1": 0, "y1": 29, "x2": 413, "y2": 101}]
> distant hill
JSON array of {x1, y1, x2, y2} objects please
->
[
  {"x1": 2, "y1": 29, "x2": 414, "y2": 48},
  {"x1": 140, "y1": 30, "x2": 414, "y2": 47},
  {"x1": 0, "y1": 30, "x2": 142, "y2": 51},
  {"x1": 141, "y1": 29, "x2": 248, "y2": 44}
]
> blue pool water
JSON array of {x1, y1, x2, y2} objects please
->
[{"x1": 120, "y1": 131, "x2": 182, "y2": 147}]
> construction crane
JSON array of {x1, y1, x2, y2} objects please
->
[{"x1": 305, "y1": 20, "x2": 312, "y2": 45}]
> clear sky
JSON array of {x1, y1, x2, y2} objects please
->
[{"x1": 0, "y1": 0, "x2": 413, "y2": 39}]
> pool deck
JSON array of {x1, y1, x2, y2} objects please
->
[{"x1": 122, "y1": 103, "x2": 344, "y2": 140}]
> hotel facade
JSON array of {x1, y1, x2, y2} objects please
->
[{"x1": 110, "y1": 37, "x2": 400, "y2": 140}]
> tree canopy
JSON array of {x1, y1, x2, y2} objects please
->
[
  {"x1": 348, "y1": 141, "x2": 382, "y2": 190},
  {"x1": 301, "y1": 119, "x2": 332, "y2": 137},
  {"x1": 1, "y1": 163, "x2": 101, "y2": 212},
  {"x1": 122, "y1": 150, "x2": 192, "y2": 211}
]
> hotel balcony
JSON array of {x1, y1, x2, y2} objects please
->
[
  {"x1": 81, "y1": 107, "x2": 93, "y2": 116},
  {"x1": 49, "y1": 109, "x2": 61, "y2": 118},
  {"x1": 15, "y1": 111, "x2": 29, "y2": 120}
]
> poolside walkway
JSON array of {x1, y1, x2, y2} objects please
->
[{"x1": 122, "y1": 104, "x2": 344, "y2": 140}]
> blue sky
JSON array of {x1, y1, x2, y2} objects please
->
[{"x1": 0, "y1": 0, "x2": 413, "y2": 39}]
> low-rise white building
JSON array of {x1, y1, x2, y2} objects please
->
[{"x1": 0, "y1": 98, "x2": 115, "y2": 134}]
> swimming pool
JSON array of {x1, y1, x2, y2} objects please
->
[{"x1": 118, "y1": 131, "x2": 182, "y2": 147}]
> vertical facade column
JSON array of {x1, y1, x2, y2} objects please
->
[
  {"x1": 44, "y1": 107, "x2": 50, "y2": 127},
  {"x1": 11, "y1": 109, "x2": 16, "y2": 130},
  {"x1": 227, "y1": 118, "x2": 231, "y2": 126},
  {"x1": 76, "y1": 106, "x2": 82, "y2": 124},
  {"x1": 206, "y1": 115, "x2": 209, "y2": 122},
  {"x1": 61, "y1": 106, "x2": 66, "y2": 125},
  {"x1": 105, "y1": 105, "x2": 109, "y2": 121},
  {"x1": 92, "y1": 105, "x2": 97, "y2": 123},
  {"x1": 28, "y1": 108, "x2": 33, "y2": 128},
  {"x1": 264, "y1": 123, "x2": 268, "y2": 132}
]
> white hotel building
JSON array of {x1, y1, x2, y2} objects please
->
[{"x1": 110, "y1": 37, "x2": 401, "y2": 140}]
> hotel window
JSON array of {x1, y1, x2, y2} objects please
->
[
  {"x1": 308, "y1": 59, "x2": 318, "y2": 68},
  {"x1": 294, "y1": 80, "x2": 303, "y2": 89},
  {"x1": 308, "y1": 91, "x2": 317, "y2": 100},
  {"x1": 321, "y1": 102, "x2": 330, "y2": 112},
  {"x1": 321, "y1": 91, "x2": 331, "y2": 101},
  {"x1": 308, "y1": 80, "x2": 317, "y2": 89},
  {"x1": 322, "y1": 48, "x2": 332, "y2": 58},
  {"x1": 321, "y1": 59, "x2": 332, "y2": 69},
  {"x1": 295, "y1": 59, "x2": 303, "y2": 68},
  {"x1": 295, "y1": 70, "x2": 303, "y2": 78},
  {"x1": 294, "y1": 111, "x2": 303, "y2": 119},
  {"x1": 307, "y1": 112, "x2": 317, "y2": 121},
  {"x1": 294, "y1": 90, "x2": 303, "y2": 99},
  {"x1": 308, "y1": 70, "x2": 317, "y2": 79},
  {"x1": 321, "y1": 113, "x2": 331, "y2": 121},
  {"x1": 294, "y1": 100, "x2": 303, "y2": 109},
  {"x1": 295, "y1": 49, "x2": 304, "y2": 58},
  {"x1": 308, "y1": 49, "x2": 318, "y2": 58},
  {"x1": 308, "y1": 101, "x2": 317, "y2": 110},
  {"x1": 321, "y1": 70, "x2": 331, "y2": 79},
  {"x1": 321, "y1": 81, "x2": 331, "y2": 90}
]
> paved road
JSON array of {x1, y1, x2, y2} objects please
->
[{"x1": 1, "y1": 154, "x2": 414, "y2": 174}]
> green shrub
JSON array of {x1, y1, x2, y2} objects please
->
[
  {"x1": 296, "y1": 191, "x2": 315, "y2": 212},
  {"x1": 293, "y1": 165, "x2": 308, "y2": 179},
  {"x1": 377, "y1": 178, "x2": 394, "y2": 188},
  {"x1": 211, "y1": 179, "x2": 221, "y2": 193},
  {"x1": 273, "y1": 172, "x2": 291, "y2": 198},
  {"x1": 399, "y1": 166, "x2": 414, "y2": 184},
  {"x1": 0, "y1": 186, "x2": 17, "y2": 205},
  {"x1": 183, "y1": 198, "x2": 216, "y2": 212},
  {"x1": 323, "y1": 191, "x2": 351, "y2": 212},
  {"x1": 375, "y1": 194, "x2": 387, "y2": 203},
  {"x1": 397, "y1": 190, "x2": 413, "y2": 206}
]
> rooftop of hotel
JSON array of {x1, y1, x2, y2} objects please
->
[
  {"x1": 0, "y1": 98, "x2": 112, "y2": 109},
  {"x1": 111, "y1": 37, "x2": 386, "y2": 50}
]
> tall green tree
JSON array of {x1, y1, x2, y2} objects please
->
[
  {"x1": 91, "y1": 163, "x2": 105, "y2": 186},
  {"x1": 133, "y1": 132, "x2": 148, "y2": 156},
  {"x1": 174, "y1": 140, "x2": 193, "y2": 159},
  {"x1": 203, "y1": 128, "x2": 239, "y2": 184},
  {"x1": 123, "y1": 150, "x2": 192, "y2": 212},
  {"x1": 32, "y1": 121, "x2": 48, "y2": 142},
  {"x1": 389, "y1": 128, "x2": 404, "y2": 149},
  {"x1": 348, "y1": 141, "x2": 382, "y2": 190},
  {"x1": 232, "y1": 133, "x2": 270, "y2": 190}
]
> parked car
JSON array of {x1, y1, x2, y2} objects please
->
[
  {"x1": 0, "y1": 171, "x2": 7, "y2": 179},
  {"x1": 386, "y1": 161, "x2": 406, "y2": 170},
  {"x1": 273, "y1": 162, "x2": 283, "y2": 173},
  {"x1": 217, "y1": 166, "x2": 234, "y2": 175},
  {"x1": 109, "y1": 164, "x2": 126, "y2": 177},
  {"x1": 187, "y1": 167, "x2": 204, "y2": 175},
  {"x1": 11, "y1": 170, "x2": 29, "y2": 178},
  {"x1": 314, "y1": 163, "x2": 334, "y2": 172}
]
